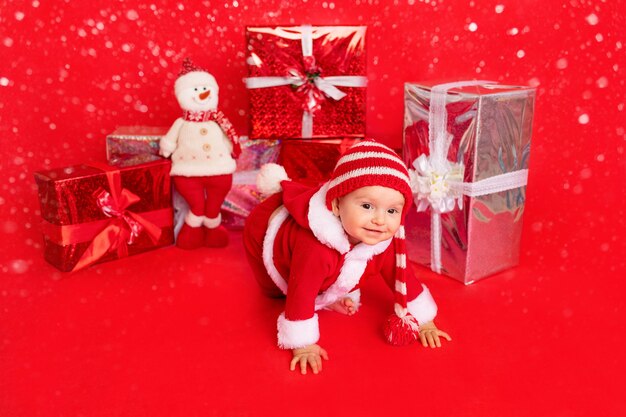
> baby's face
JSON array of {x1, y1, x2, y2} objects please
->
[{"x1": 331, "y1": 186, "x2": 405, "y2": 246}]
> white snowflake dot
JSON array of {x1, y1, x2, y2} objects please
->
[
  {"x1": 578, "y1": 114, "x2": 589, "y2": 124},
  {"x1": 586, "y1": 13, "x2": 599, "y2": 25},
  {"x1": 507, "y1": 27, "x2": 519, "y2": 36}
]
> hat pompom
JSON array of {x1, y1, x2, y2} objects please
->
[
  {"x1": 257, "y1": 163, "x2": 290, "y2": 195},
  {"x1": 383, "y1": 314, "x2": 420, "y2": 346}
]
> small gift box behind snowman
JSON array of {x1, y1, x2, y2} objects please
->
[
  {"x1": 403, "y1": 81, "x2": 536, "y2": 284},
  {"x1": 106, "y1": 126, "x2": 168, "y2": 162}
]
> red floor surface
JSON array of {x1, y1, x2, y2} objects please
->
[
  {"x1": 2, "y1": 0, "x2": 625, "y2": 415},
  {"x1": 1, "y1": 229, "x2": 624, "y2": 416}
]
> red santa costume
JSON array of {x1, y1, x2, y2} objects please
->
[
  {"x1": 160, "y1": 58, "x2": 241, "y2": 249},
  {"x1": 243, "y1": 140, "x2": 438, "y2": 349}
]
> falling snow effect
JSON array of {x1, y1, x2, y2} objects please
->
[
  {"x1": 0, "y1": 1, "x2": 621, "y2": 274},
  {"x1": 0, "y1": 12, "x2": 624, "y2": 414}
]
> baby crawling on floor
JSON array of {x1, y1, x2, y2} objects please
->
[{"x1": 243, "y1": 140, "x2": 450, "y2": 374}]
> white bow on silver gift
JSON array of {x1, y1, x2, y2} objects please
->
[{"x1": 411, "y1": 153, "x2": 465, "y2": 214}]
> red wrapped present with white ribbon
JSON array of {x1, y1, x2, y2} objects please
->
[{"x1": 245, "y1": 25, "x2": 367, "y2": 139}]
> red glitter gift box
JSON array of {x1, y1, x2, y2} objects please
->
[
  {"x1": 34, "y1": 155, "x2": 174, "y2": 272},
  {"x1": 245, "y1": 25, "x2": 367, "y2": 139},
  {"x1": 218, "y1": 138, "x2": 281, "y2": 229},
  {"x1": 279, "y1": 137, "x2": 362, "y2": 185}
]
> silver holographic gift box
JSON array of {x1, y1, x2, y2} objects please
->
[
  {"x1": 403, "y1": 81, "x2": 536, "y2": 284},
  {"x1": 106, "y1": 126, "x2": 167, "y2": 161}
]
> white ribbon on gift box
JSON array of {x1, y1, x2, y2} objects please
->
[
  {"x1": 244, "y1": 25, "x2": 367, "y2": 138},
  {"x1": 411, "y1": 80, "x2": 529, "y2": 274}
]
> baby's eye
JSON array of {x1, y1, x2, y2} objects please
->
[
  {"x1": 361, "y1": 203, "x2": 372, "y2": 210},
  {"x1": 387, "y1": 208, "x2": 399, "y2": 214}
]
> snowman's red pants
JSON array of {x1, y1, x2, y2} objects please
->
[{"x1": 173, "y1": 174, "x2": 232, "y2": 219}]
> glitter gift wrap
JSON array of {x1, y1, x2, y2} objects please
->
[
  {"x1": 221, "y1": 138, "x2": 282, "y2": 229},
  {"x1": 245, "y1": 25, "x2": 367, "y2": 139},
  {"x1": 34, "y1": 155, "x2": 174, "y2": 272},
  {"x1": 106, "y1": 126, "x2": 168, "y2": 161},
  {"x1": 279, "y1": 138, "x2": 362, "y2": 185},
  {"x1": 403, "y1": 81, "x2": 535, "y2": 284}
]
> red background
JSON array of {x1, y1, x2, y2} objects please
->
[{"x1": 1, "y1": 1, "x2": 625, "y2": 416}]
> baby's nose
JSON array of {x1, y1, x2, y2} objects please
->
[{"x1": 372, "y1": 211, "x2": 385, "y2": 224}]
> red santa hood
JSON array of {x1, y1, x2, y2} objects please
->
[{"x1": 280, "y1": 180, "x2": 355, "y2": 255}]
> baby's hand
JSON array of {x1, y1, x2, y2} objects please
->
[
  {"x1": 419, "y1": 321, "x2": 452, "y2": 348},
  {"x1": 290, "y1": 344, "x2": 329, "y2": 375}
]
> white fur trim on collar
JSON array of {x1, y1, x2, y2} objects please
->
[
  {"x1": 307, "y1": 182, "x2": 351, "y2": 254},
  {"x1": 262, "y1": 189, "x2": 393, "y2": 312},
  {"x1": 262, "y1": 206, "x2": 290, "y2": 295},
  {"x1": 314, "y1": 238, "x2": 391, "y2": 309}
]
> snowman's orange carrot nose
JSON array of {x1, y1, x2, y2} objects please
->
[{"x1": 199, "y1": 90, "x2": 211, "y2": 100}]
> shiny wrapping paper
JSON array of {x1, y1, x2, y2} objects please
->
[
  {"x1": 106, "y1": 126, "x2": 168, "y2": 161},
  {"x1": 245, "y1": 25, "x2": 367, "y2": 139},
  {"x1": 279, "y1": 138, "x2": 362, "y2": 185},
  {"x1": 221, "y1": 138, "x2": 282, "y2": 229},
  {"x1": 403, "y1": 82, "x2": 535, "y2": 284},
  {"x1": 34, "y1": 155, "x2": 174, "y2": 272}
]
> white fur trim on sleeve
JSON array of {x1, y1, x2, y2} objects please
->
[
  {"x1": 406, "y1": 284, "x2": 438, "y2": 324},
  {"x1": 277, "y1": 313, "x2": 320, "y2": 349},
  {"x1": 307, "y1": 182, "x2": 351, "y2": 254}
]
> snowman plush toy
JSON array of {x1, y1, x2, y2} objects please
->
[{"x1": 160, "y1": 58, "x2": 241, "y2": 249}]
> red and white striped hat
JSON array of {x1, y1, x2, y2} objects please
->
[
  {"x1": 325, "y1": 140, "x2": 414, "y2": 215},
  {"x1": 326, "y1": 140, "x2": 420, "y2": 345}
]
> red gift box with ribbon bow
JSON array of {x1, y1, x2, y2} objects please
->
[
  {"x1": 278, "y1": 137, "x2": 362, "y2": 185},
  {"x1": 34, "y1": 155, "x2": 174, "y2": 272},
  {"x1": 245, "y1": 25, "x2": 367, "y2": 139}
]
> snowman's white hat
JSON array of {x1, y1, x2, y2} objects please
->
[{"x1": 174, "y1": 58, "x2": 217, "y2": 95}]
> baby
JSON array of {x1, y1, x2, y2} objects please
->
[{"x1": 243, "y1": 140, "x2": 450, "y2": 375}]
